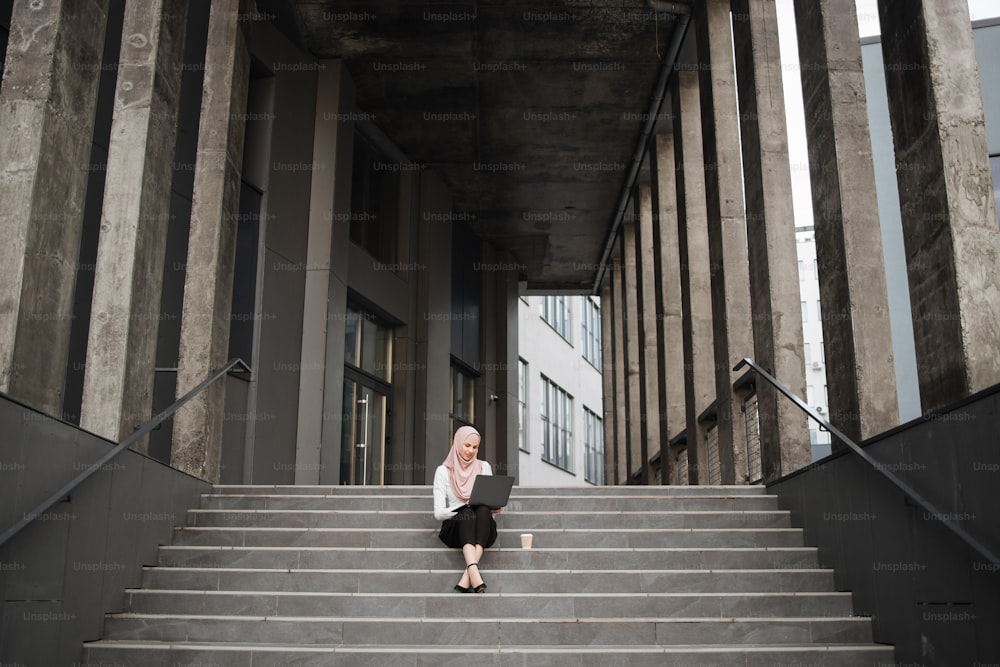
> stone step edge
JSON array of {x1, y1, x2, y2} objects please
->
[
  {"x1": 200, "y1": 493, "x2": 777, "y2": 499},
  {"x1": 124, "y1": 589, "x2": 852, "y2": 598},
  {"x1": 187, "y1": 509, "x2": 790, "y2": 515},
  {"x1": 142, "y1": 566, "x2": 835, "y2": 574},
  {"x1": 174, "y1": 526, "x2": 802, "y2": 532},
  {"x1": 84, "y1": 640, "x2": 892, "y2": 654},
  {"x1": 108, "y1": 613, "x2": 871, "y2": 623},
  {"x1": 157, "y1": 545, "x2": 816, "y2": 553}
]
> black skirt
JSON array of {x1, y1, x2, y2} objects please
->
[{"x1": 438, "y1": 512, "x2": 498, "y2": 549}]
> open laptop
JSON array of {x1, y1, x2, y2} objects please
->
[{"x1": 448, "y1": 475, "x2": 515, "y2": 512}]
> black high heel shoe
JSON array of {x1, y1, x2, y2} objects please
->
[{"x1": 467, "y1": 562, "x2": 487, "y2": 593}]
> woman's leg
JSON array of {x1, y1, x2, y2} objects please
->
[{"x1": 455, "y1": 506, "x2": 492, "y2": 588}]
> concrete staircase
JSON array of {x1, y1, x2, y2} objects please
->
[{"x1": 83, "y1": 485, "x2": 894, "y2": 665}]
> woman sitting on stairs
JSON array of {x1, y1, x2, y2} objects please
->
[{"x1": 433, "y1": 425, "x2": 503, "y2": 593}]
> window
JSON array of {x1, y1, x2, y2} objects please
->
[
  {"x1": 813, "y1": 259, "x2": 818, "y2": 278},
  {"x1": 540, "y1": 375, "x2": 573, "y2": 470},
  {"x1": 344, "y1": 306, "x2": 393, "y2": 382},
  {"x1": 518, "y1": 358, "x2": 529, "y2": 452},
  {"x1": 583, "y1": 407, "x2": 604, "y2": 485},
  {"x1": 991, "y1": 155, "x2": 1000, "y2": 229},
  {"x1": 816, "y1": 299, "x2": 822, "y2": 321},
  {"x1": 541, "y1": 295, "x2": 571, "y2": 341},
  {"x1": 807, "y1": 384, "x2": 815, "y2": 406},
  {"x1": 798, "y1": 259, "x2": 804, "y2": 280},
  {"x1": 350, "y1": 128, "x2": 399, "y2": 264},
  {"x1": 707, "y1": 425, "x2": 721, "y2": 485},
  {"x1": 804, "y1": 342, "x2": 811, "y2": 365},
  {"x1": 450, "y1": 363, "x2": 476, "y2": 435},
  {"x1": 801, "y1": 301, "x2": 808, "y2": 323},
  {"x1": 580, "y1": 297, "x2": 602, "y2": 369},
  {"x1": 820, "y1": 342, "x2": 825, "y2": 363}
]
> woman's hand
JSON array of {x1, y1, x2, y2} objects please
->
[{"x1": 491, "y1": 507, "x2": 503, "y2": 515}]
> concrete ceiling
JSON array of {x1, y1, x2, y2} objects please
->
[{"x1": 275, "y1": 1, "x2": 687, "y2": 290}]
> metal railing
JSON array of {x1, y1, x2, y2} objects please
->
[
  {"x1": 734, "y1": 357, "x2": 1000, "y2": 567},
  {"x1": 0, "y1": 357, "x2": 250, "y2": 547}
]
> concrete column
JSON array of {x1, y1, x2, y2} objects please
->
[
  {"x1": 622, "y1": 219, "x2": 647, "y2": 483},
  {"x1": 649, "y1": 134, "x2": 687, "y2": 484},
  {"x1": 793, "y1": 0, "x2": 899, "y2": 442},
  {"x1": 636, "y1": 183, "x2": 661, "y2": 483},
  {"x1": 414, "y1": 172, "x2": 453, "y2": 482},
  {"x1": 731, "y1": 0, "x2": 810, "y2": 479},
  {"x1": 600, "y1": 279, "x2": 616, "y2": 485},
  {"x1": 876, "y1": 0, "x2": 1000, "y2": 411},
  {"x1": 672, "y1": 71, "x2": 718, "y2": 487},
  {"x1": 694, "y1": 0, "x2": 754, "y2": 484},
  {"x1": 170, "y1": 0, "x2": 253, "y2": 481},
  {"x1": 0, "y1": 0, "x2": 108, "y2": 415},
  {"x1": 294, "y1": 60, "x2": 352, "y2": 484},
  {"x1": 80, "y1": 0, "x2": 189, "y2": 446},
  {"x1": 610, "y1": 253, "x2": 629, "y2": 484}
]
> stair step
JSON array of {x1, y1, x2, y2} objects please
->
[
  {"x1": 101, "y1": 614, "x2": 874, "y2": 645},
  {"x1": 140, "y1": 567, "x2": 838, "y2": 594},
  {"x1": 123, "y1": 590, "x2": 856, "y2": 618},
  {"x1": 186, "y1": 509, "x2": 793, "y2": 529},
  {"x1": 82, "y1": 641, "x2": 896, "y2": 667},
  {"x1": 171, "y1": 526, "x2": 806, "y2": 548},
  {"x1": 197, "y1": 494, "x2": 779, "y2": 511},
  {"x1": 211, "y1": 484, "x2": 771, "y2": 496},
  {"x1": 155, "y1": 545, "x2": 819, "y2": 570}
]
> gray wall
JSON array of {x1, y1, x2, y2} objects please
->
[
  {"x1": 0, "y1": 395, "x2": 210, "y2": 666},
  {"x1": 769, "y1": 386, "x2": 1000, "y2": 664}
]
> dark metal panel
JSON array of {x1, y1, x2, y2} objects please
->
[
  {"x1": 101, "y1": 457, "x2": 144, "y2": 613},
  {"x1": 1, "y1": 601, "x2": 61, "y2": 665}
]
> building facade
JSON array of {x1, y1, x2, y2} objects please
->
[{"x1": 517, "y1": 295, "x2": 605, "y2": 486}]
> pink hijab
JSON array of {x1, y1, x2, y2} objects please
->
[{"x1": 443, "y1": 425, "x2": 483, "y2": 502}]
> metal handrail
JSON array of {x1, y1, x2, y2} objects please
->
[
  {"x1": 734, "y1": 357, "x2": 1000, "y2": 567},
  {"x1": 0, "y1": 357, "x2": 251, "y2": 547}
]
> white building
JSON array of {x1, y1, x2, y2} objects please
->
[{"x1": 517, "y1": 295, "x2": 605, "y2": 486}]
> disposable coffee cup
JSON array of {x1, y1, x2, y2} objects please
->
[{"x1": 520, "y1": 533, "x2": 533, "y2": 549}]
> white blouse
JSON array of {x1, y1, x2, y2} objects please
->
[{"x1": 432, "y1": 461, "x2": 493, "y2": 521}]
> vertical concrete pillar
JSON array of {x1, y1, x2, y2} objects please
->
[
  {"x1": 80, "y1": 0, "x2": 188, "y2": 445},
  {"x1": 0, "y1": 0, "x2": 108, "y2": 415},
  {"x1": 876, "y1": 0, "x2": 1000, "y2": 411},
  {"x1": 622, "y1": 219, "x2": 647, "y2": 483},
  {"x1": 648, "y1": 135, "x2": 686, "y2": 484},
  {"x1": 610, "y1": 253, "x2": 629, "y2": 484},
  {"x1": 294, "y1": 60, "x2": 352, "y2": 483},
  {"x1": 793, "y1": 0, "x2": 899, "y2": 441},
  {"x1": 694, "y1": 0, "x2": 754, "y2": 484},
  {"x1": 600, "y1": 279, "x2": 616, "y2": 485},
  {"x1": 672, "y1": 71, "x2": 718, "y2": 486},
  {"x1": 413, "y1": 172, "x2": 453, "y2": 482},
  {"x1": 636, "y1": 183, "x2": 661, "y2": 483},
  {"x1": 731, "y1": 0, "x2": 810, "y2": 478},
  {"x1": 170, "y1": 0, "x2": 253, "y2": 481}
]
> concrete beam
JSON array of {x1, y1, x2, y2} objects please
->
[
  {"x1": 648, "y1": 134, "x2": 686, "y2": 484},
  {"x1": 793, "y1": 0, "x2": 899, "y2": 442},
  {"x1": 600, "y1": 279, "x2": 616, "y2": 486},
  {"x1": 622, "y1": 219, "x2": 647, "y2": 484},
  {"x1": 170, "y1": 0, "x2": 253, "y2": 481},
  {"x1": 81, "y1": 0, "x2": 189, "y2": 446},
  {"x1": 610, "y1": 253, "x2": 629, "y2": 485},
  {"x1": 636, "y1": 183, "x2": 661, "y2": 482},
  {"x1": 0, "y1": 0, "x2": 108, "y2": 415},
  {"x1": 671, "y1": 70, "x2": 718, "y2": 486},
  {"x1": 876, "y1": 0, "x2": 1000, "y2": 411},
  {"x1": 694, "y1": 0, "x2": 754, "y2": 484},
  {"x1": 732, "y1": 0, "x2": 810, "y2": 479}
]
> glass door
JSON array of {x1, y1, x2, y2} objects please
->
[
  {"x1": 340, "y1": 304, "x2": 394, "y2": 486},
  {"x1": 341, "y1": 375, "x2": 388, "y2": 485}
]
